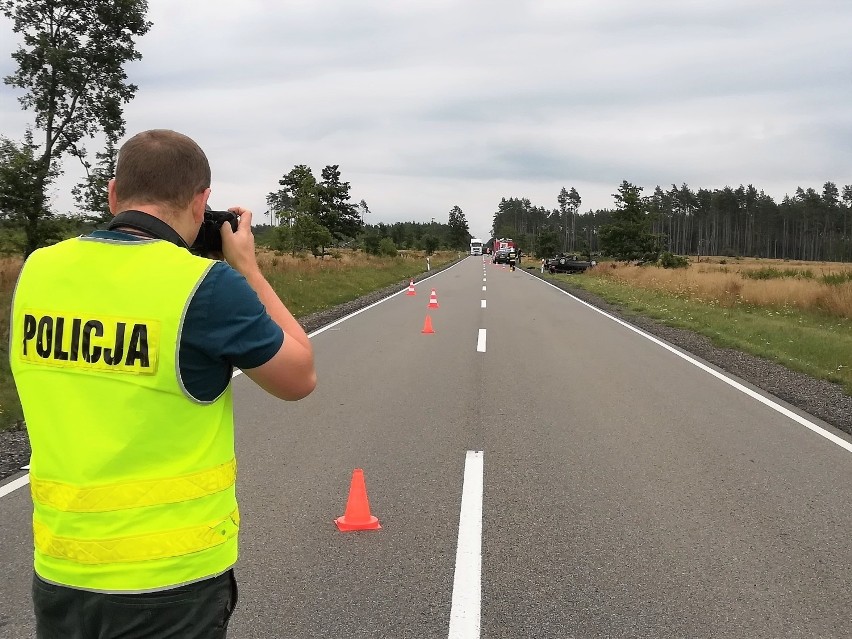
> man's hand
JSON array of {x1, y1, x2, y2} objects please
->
[{"x1": 220, "y1": 207, "x2": 259, "y2": 276}]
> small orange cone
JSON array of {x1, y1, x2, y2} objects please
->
[
  {"x1": 427, "y1": 289, "x2": 440, "y2": 308},
  {"x1": 421, "y1": 315, "x2": 435, "y2": 334},
  {"x1": 335, "y1": 469, "x2": 381, "y2": 532},
  {"x1": 406, "y1": 279, "x2": 416, "y2": 296}
]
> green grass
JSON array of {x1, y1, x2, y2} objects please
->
[
  {"x1": 549, "y1": 273, "x2": 852, "y2": 395},
  {"x1": 265, "y1": 254, "x2": 455, "y2": 318},
  {"x1": 742, "y1": 267, "x2": 815, "y2": 280},
  {"x1": 821, "y1": 272, "x2": 852, "y2": 286},
  {"x1": 0, "y1": 290, "x2": 24, "y2": 432}
]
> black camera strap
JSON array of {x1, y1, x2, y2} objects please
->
[{"x1": 107, "y1": 210, "x2": 189, "y2": 249}]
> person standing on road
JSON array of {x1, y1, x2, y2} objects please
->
[{"x1": 10, "y1": 129, "x2": 317, "y2": 638}]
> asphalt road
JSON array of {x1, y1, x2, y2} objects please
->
[{"x1": 1, "y1": 256, "x2": 851, "y2": 638}]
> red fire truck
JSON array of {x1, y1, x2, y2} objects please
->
[{"x1": 495, "y1": 238, "x2": 516, "y2": 252}]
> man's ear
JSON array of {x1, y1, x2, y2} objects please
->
[
  {"x1": 107, "y1": 179, "x2": 119, "y2": 215},
  {"x1": 192, "y1": 188, "x2": 211, "y2": 224}
]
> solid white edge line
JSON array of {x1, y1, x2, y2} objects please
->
[
  {"x1": 306, "y1": 257, "x2": 470, "y2": 339},
  {"x1": 525, "y1": 271, "x2": 852, "y2": 454},
  {"x1": 0, "y1": 259, "x2": 474, "y2": 500},
  {"x1": 448, "y1": 450, "x2": 483, "y2": 639},
  {"x1": 476, "y1": 329, "x2": 486, "y2": 352},
  {"x1": 232, "y1": 257, "x2": 469, "y2": 379},
  {"x1": 0, "y1": 474, "x2": 29, "y2": 499}
]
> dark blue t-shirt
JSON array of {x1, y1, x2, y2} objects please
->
[{"x1": 90, "y1": 230, "x2": 285, "y2": 401}]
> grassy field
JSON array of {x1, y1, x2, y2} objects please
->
[
  {"x1": 254, "y1": 249, "x2": 456, "y2": 317},
  {"x1": 543, "y1": 257, "x2": 852, "y2": 395},
  {"x1": 0, "y1": 249, "x2": 457, "y2": 431}
]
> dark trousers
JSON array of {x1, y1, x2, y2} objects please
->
[{"x1": 32, "y1": 569, "x2": 238, "y2": 639}]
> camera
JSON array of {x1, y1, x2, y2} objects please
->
[{"x1": 191, "y1": 207, "x2": 239, "y2": 257}]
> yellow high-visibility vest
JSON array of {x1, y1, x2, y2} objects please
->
[{"x1": 10, "y1": 235, "x2": 239, "y2": 592}]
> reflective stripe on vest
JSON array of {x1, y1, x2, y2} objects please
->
[
  {"x1": 34, "y1": 509, "x2": 240, "y2": 565},
  {"x1": 30, "y1": 458, "x2": 236, "y2": 512}
]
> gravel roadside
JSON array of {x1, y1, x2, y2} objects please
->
[{"x1": 1, "y1": 260, "x2": 850, "y2": 483}]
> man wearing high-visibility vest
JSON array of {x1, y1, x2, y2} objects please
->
[{"x1": 10, "y1": 129, "x2": 317, "y2": 638}]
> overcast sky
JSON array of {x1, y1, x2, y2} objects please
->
[{"x1": 2, "y1": 0, "x2": 851, "y2": 239}]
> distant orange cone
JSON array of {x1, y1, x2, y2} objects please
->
[
  {"x1": 421, "y1": 315, "x2": 435, "y2": 334},
  {"x1": 406, "y1": 279, "x2": 416, "y2": 296},
  {"x1": 335, "y1": 469, "x2": 381, "y2": 532},
  {"x1": 427, "y1": 289, "x2": 440, "y2": 308}
]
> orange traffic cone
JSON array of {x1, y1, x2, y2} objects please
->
[
  {"x1": 427, "y1": 289, "x2": 439, "y2": 308},
  {"x1": 335, "y1": 469, "x2": 381, "y2": 532},
  {"x1": 421, "y1": 315, "x2": 435, "y2": 334},
  {"x1": 406, "y1": 279, "x2": 416, "y2": 296}
]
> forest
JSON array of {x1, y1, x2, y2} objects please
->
[{"x1": 492, "y1": 182, "x2": 852, "y2": 261}]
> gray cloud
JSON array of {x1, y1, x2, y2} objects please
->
[{"x1": 1, "y1": 1, "x2": 851, "y2": 239}]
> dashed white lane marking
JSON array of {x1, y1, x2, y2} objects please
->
[
  {"x1": 448, "y1": 450, "x2": 484, "y2": 639},
  {"x1": 482, "y1": 286, "x2": 486, "y2": 292},
  {"x1": 481, "y1": 300, "x2": 486, "y2": 309},
  {"x1": 476, "y1": 329, "x2": 486, "y2": 352},
  {"x1": 529, "y1": 272, "x2": 852, "y2": 455}
]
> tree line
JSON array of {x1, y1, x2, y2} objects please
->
[
  {"x1": 265, "y1": 163, "x2": 472, "y2": 256},
  {"x1": 358, "y1": 207, "x2": 470, "y2": 256},
  {"x1": 358, "y1": 205, "x2": 471, "y2": 255},
  {"x1": 492, "y1": 181, "x2": 852, "y2": 262}
]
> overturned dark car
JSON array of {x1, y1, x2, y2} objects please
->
[{"x1": 545, "y1": 253, "x2": 594, "y2": 274}]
